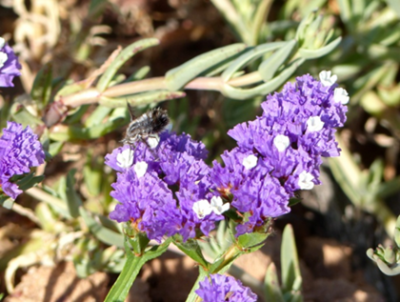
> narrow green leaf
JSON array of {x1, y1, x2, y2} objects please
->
[
  {"x1": 11, "y1": 105, "x2": 43, "y2": 128},
  {"x1": 97, "y1": 38, "x2": 160, "y2": 92},
  {"x1": 281, "y1": 225, "x2": 301, "y2": 293},
  {"x1": 222, "y1": 42, "x2": 287, "y2": 82},
  {"x1": 83, "y1": 156, "x2": 103, "y2": 197},
  {"x1": 143, "y1": 237, "x2": 172, "y2": 260},
  {"x1": 105, "y1": 238, "x2": 171, "y2": 302},
  {"x1": 127, "y1": 66, "x2": 151, "y2": 81},
  {"x1": 295, "y1": 11, "x2": 316, "y2": 41},
  {"x1": 337, "y1": 0, "x2": 352, "y2": 24},
  {"x1": 65, "y1": 170, "x2": 82, "y2": 218},
  {"x1": 173, "y1": 238, "x2": 209, "y2": 269},
  {"x1": 35, "y1": 203, "x2": 58, "y2": 232},
  {"x1": 0, "y1": 195, "x2": 14, "y2": 209},
  {"x1": 209, "y1": 244, "x2": 242, "y2": 274},
  {"x1": 126, "y1": 232, "x2": 150, "y2": 255},
  {"x1": 221, "y1": 59, "x2": 304, "y2": 100},
  {"x1": 385, "y1": 0, "x2": 400, "y2": 18},
  {"x1": 264, "y1": 263, "x2": 285, "y2": 302},
  {"x1": 299, "y1": 0, "x2": 327, "y2": 18},
  {"x1": 298, "y1": 36, "x2": 342, "y2": 59},
  {"x1": 49, "y1": 141, "x2": 64, "y2": 157},
  {"x1": 49, "y1": 117, "x2": 126, "y2": 141},
  {"x1": 250, "y1": 0, "x2": 273, "y2": 45},
  {"x1": 85, "y1": 106, "x2": 113, "y2": 127},
  {"x1": 376, "y1": 258, "x2": 400, "y2": 276},
  {"x1": 258, "y1": 40, "x2": 297, "y2": 82},
  {"x1": 54, "y1": 81, "x2": 86, "y2": 100},
  {"x1": 30, "y1": 63, "x2": 53, "y2": 108},
  {"x1": 209, "y1": 0, "x2": 249, "y2": 44},
  {"x1": 105, "y1": 250, "x2": 145, "y2": 302},
  {"x1": 99, "y1": 90, "x2": 186, "y2": 108},
  {"x1": 394, "y1": 216, "x2": 400, "y2": 248},
  {"x1": 237, "y1": 232, "x2": 269, "y2": 252},
  {"x1": 16, "y1": 174, "x2": 44, "y2": 191},
  {"x1": 165, "y1": 43, "x2": 246, "y2": 91},
  {"x1": 376, "y1": 177, "x2": 400, "y2": 199},
  {"x1": 88, "y1": 0, "x2": 108, "y2": 19},
  {"x1": 79, "y1": 207, "x2": 125, "y2": 248}
]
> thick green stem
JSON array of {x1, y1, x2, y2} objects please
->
[
  {"x1": 105, "y1": 253, "x2": 145, "y2": 302},
  {"x1": 185, "y1": 266, "x2": 209, "y2": 302}
]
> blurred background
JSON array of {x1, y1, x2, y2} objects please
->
[{"x1": 1, "y1": 0, "x2": 400, "y2": 301}]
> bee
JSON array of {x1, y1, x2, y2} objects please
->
[{"x1": 121, "y1": 104, "x2": 170, "y2": 146}]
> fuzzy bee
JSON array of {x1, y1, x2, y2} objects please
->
[{"x1": 121, "y1": 104, "x2": 170, "y2": 146}]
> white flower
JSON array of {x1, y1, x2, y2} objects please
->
[
  {"x1": 273, "y1": 135, "x2": 290, "y2": 152},
  {"x1": 298, "y1": 171, "x2": 315, "y2": 190},
  {"x1": 319, "y1": 70, "x2": 337, "y2": 87},
  {"x1": 210, "y1": 196, "x2": 229, "y2": 215},
  {"x1": 242, "y1": 154, "x2": 258, "y2": 170},
  {"x1": 134, "y1": 161, "x2": 148, "y2": 178},
  {"x1": 193, "y1": 199, "x2": 213, "y2": 219},
  {"x1": 116, "y1": 148, "x2": 134, "y2": 168},
  {"x1": 334, "y1": 87, "x2": 349, "y2": 104},
  {"x1": 0, "y1": 37, "x2": 5, "y2": 49},
  {"x1": 147, "y1": 135, "x2": 160, "y2": 149},
  {"x1": 306, "y1": 116, "x2": 324, "y2": 132},
  {"x1": 0, "y1": 52, "x2": 8, "y2": 69}
]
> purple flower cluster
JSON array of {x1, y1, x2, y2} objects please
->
[
  {"x1": 106, "y1": 131, "x2": 229, "y2": 242},
  {"x1": 211, "y1": 72, "x2": 348, "y2": 235},
  {"x1": 0, "y1": 37, "x2": 21, "y2": 87},
  {"x1": 196, "y1": 274, "x2": 257, "y2": 302},
  {"x1": 0, "y1": 122, "x2": 45, "y2": 199}
]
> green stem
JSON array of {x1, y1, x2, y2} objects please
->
[
  {"x1": 185, "y1": 266, "x2": 209, "y2": 302},
  {"x1": 105, "y1": 252, "x2": 145, "y2": 302},
  {"x1": 61, "y1": 74, "x2": 256, "y2": 108},
  {"x1": 25, "y1": 187, "x2": 68, "y2": 213},
  {"x1": 210, "y1": 243, "x2": 242, "y2": 274}
]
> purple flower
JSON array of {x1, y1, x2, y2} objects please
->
[
  {"x1": 0, "y1": 38, "x2": 21, "y2": 87},
  {"x1": 106, "y1": 131, "x2": 228, "y2": 242},
  {"x1": 196, "y1": 274, "x2": 257, "y2": 302},
  {"x1": 0, "y1": 122, "x2": 45, "y2": 199},
  {"x1": 109, "y1": 168, "x2": 181, "y2": 242},
  {"x1": 212, "y1": 72, "x2": 348, "y2": 235}
]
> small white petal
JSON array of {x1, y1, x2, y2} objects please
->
[
  {"x1": 193, "y1": 199, "x2": 213, "y2": 219},
  {"x1": 319, "y1": 70, "x2": 337, "y2": 87},
  {"x1": 116, "y1": 148, "x2": 134, "y2": 168},
  {"x1": 0, "y1": 52, "x2": 8, "y2": 69},
  {"x1": 298, "y1": 171, "x2": 315, "y2": 190},
  {"x1": 334, "y1": 87, "x2": 349, "y2": 104},
  {"x1": 273, "y1": 135, "x2": 290, "y2": 152},
  {"x1": 134, "y1": 161, "x2": 148, "y2": 178},
  {"x1": 147, "y1": 135, "x2": 160, "y2": 149},
  {"x1": 210, "y1": 196, "x2": 229, "y2": 215},
  {"x1": 0, "y1": 37, "x2": 5, "y2": 49},
  {"x1": 307, "y1": 116, "x2": 324, "y2": 132},
  {"x1": 242, "y1": 154, "x2": 258, "y2": 170}
]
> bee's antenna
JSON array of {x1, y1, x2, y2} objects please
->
[{"x1": 126, "y1": 102, "x2": 136, "y2": 121}]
